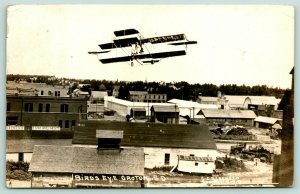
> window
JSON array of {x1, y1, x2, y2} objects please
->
[
  {"x1": 41, "y1": 90, "x2": 44, "y2": 95},
  {"x1": 18, "y1": 153, "x2": 24, "y2": 162},
  {"x1": 164, "y1": 153, "x2": 170, "y2": 165},
  {"x1": 48, "y1": 91, "x2": 52, "y2": 95},
  {"x1": 153, "y1": 95, "x2": 156, "y2": 99},
  {"x1": 24, "y1": 103, "x2": 33, "y2": 112},
  {"x1": 195, "y1": 162, "x2": 198, "y2": 166},
  {"x1": 60, "y1": 104, "x2": 69, "y2": 112},
  {"x1": 38, "y1": 103, "x2": 43, "y2": 112},
  {"x1": 7, "y1": 116, "x2": 18, "y2": 125},
  {"x1": 65, "y1": 120, "x2": 69, "y2": 128},
  {"x1": 46, "y1": 104, "x2": 50, "y2": 112},
  {"x1": 72, "y1": 120, "x2": 76, "y2": 127},
  {"x1": 59, "y1": 120, "x2": 63, "y2": 128},
  {"x1": 55, "y1": 91, "x2": 61, "y2": 97},
  {"x1": 7, "y1": 103, "x2": 11, "y2": 111},
  {"x1": 190, "y1": 154, "x2": 195, "y2": 157}
]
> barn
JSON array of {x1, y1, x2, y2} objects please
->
[{"x1": 72, "y1": 120, "x2": 218, "y2": 169}]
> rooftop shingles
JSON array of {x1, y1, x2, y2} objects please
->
[
  {"x1": 29, "y1": 145, "x2": 73, "y2": 173},
  {"x1": 72, "y1": 121, "x2": 217, "y2": 150},
  {"x1": 29, "y1": 145, "x2": 144, "y2": 175}
]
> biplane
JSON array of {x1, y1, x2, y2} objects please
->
[{"x1": 88, "y1": 29, "x2": 197, "y2": 66}]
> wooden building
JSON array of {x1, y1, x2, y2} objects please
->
[
  {"x1": 130, "y1": 107, "x2": 146, "y2": 119},
  {"x1": 72, "y1": 121, "x2": 218, "y2": 169},
  {"x1": 28, "y1": 130, "x2": 145, "y2": 188},
  {"x1": 150, "y1": 105, "x2": 179, "y2": 124},
  {"x1": 199, "y1": 109, "x2": 257, "y2": 126},
  {"x1": 177, "y1": 155, "x2": 215, "y2": 174},
  {"x1": 6, "y1": 130, "x2": 73, "y2": 162},
  {"x1": 254, "y1": 116, "x2": 282, "y2": 129}
]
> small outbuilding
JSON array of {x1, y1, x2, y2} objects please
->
[
  {"x1": 130, "y1": 108, "x2": 146, "y2": 119},
  {"x1": 150, "y1": 105, "x2": 179, "y2": 124}
]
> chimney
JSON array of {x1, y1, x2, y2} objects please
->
[{"x1": 96, "y1": 130, "x2": 123, "y2": 150}]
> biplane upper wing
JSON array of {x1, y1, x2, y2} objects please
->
[
  {"x1": 114, "y1": 29, "x2": 139, "y2": 37},
  {"x1": 100, "y1": 50, "x2": 186, "y2": 64},
  {"x1": 98, "y1": 34, "x2": 187, "y2": 50}
]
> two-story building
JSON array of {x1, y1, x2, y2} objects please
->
[{"x1": 6, "y1": 95, "x2": 87, "y2": 130}]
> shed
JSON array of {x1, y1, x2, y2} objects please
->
[
  {"x1": 254, "y1": 116, "x2": 282, "y2": 129},
  {"x1": 177, "y1": 155, "x2": 215, "y2": 174},
  {"x1": 150, "y1": 105, "x2": 179, "y2": 124},
  {"x1": 130, "y1": 107, "x2": 146, "y2": 119}
]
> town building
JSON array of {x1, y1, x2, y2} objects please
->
[
  {"x1": 128, "y1": 91, "x2": 167, "y2": 103},
  {"x1": 6, "y1": 81, "x2": 69, "y2": 97},
  {"x1": 6, "y1": 95, "x2": 87, "y2": 130},
  {"x1": 168, "y1": 99, "x2": 218, "y2": 119},
  {"x1": 90, "y1": 91, "x2": 108, "y2": 103},
  {"x1": 104, "y1": 96, "x2": 171, "y2": 117},
  {"x1": 150, "y1": 105, "x2": 179, "y2": 124},
  {"x1": 198, "y1": 109, "x2": 257, "y2": 126},
  {"x1": 72, "y1": 121, "x2": 218, "y2": 169},
  {"x1": 28, "y1": 130, "x2": 144, "y2": 188},
  {"x1": 224, "y1": 95, "x2": 281, "y2": 110}
]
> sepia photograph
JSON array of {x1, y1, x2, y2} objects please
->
[{"x1": 5, "y1": 4, "x2": 294, "y2": 188}]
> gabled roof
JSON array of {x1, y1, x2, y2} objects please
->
[
  {"x1": 29, "y1": 146, "x2": 73, "y2": 173},
  {"x1": 151, "y1": 105, "x2": 179, "y2": 113},
  {"x1": 29, "y1": 145, "x2": 144, "y2": 176},
  {"x1": 254, "y1": 116, "x2": 282, "y2": 125},
  {"x1": 131, "y1": 107, "x2": 146, "y2": 112},
  {"x1": 73, "y1": 121, "x2": 217, "y2": 150},
  {"x1": 200, "y1": 109, "x2": 256, "y2": 119}
]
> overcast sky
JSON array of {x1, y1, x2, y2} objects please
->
[{"x1": 7, "y1": 5, "x2": 294, "y2": 89}]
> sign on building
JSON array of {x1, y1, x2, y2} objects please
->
[
  {"x1": 32, "y1": 126, "x2": 61, "y2": 131},
  {"x1": 6, "y1": 126, "x2": 25, "y2": 130}
]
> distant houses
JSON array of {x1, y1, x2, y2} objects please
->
[{"x1": 128, "y1": 91, "x2": 167, "y2": 103}]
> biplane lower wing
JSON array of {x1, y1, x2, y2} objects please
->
[{"x1": 99, "y1": 50, "x2": 186, "y2": 64}]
